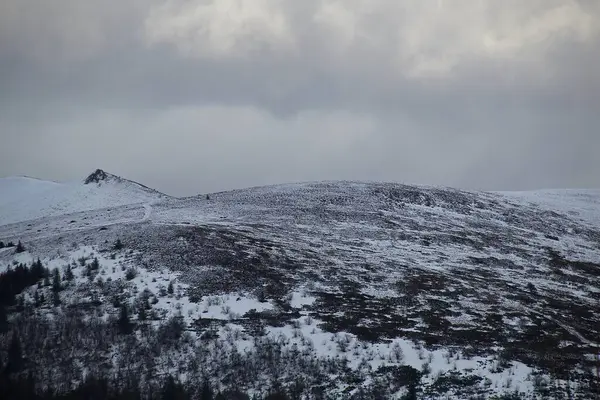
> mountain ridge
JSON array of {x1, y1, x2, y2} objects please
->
[{"x1": 5, "y1": 168, "x2": 600, "y2": 203}]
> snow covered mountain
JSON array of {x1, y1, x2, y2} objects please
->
[
  {"x1": 0, "y1": 171, "x2": 599, "y2": 399},
  {"x1": 0, "y1": 169, "x2": 168, "y2": 225}
]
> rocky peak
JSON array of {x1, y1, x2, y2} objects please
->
[{"x1": 84, "y1": 169, "x2": 115, "y2": 185}]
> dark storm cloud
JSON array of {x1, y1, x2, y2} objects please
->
[{"x1": 0, "y1": 0, "x2": 599, "y2": 196}]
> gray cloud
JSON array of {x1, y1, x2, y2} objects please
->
[{"x1": 0, "y1": 0, "x2": 599, "y2": 196}]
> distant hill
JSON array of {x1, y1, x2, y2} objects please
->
[{"x1": 0, "y1": 169, "x2": 168, "y2": 225}]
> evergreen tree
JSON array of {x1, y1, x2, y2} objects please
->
[
  {"x1": 200, "y1": 379, "x2": 214, "y2": 400},
  {"x1": 0, "y1": 262, "x2": 45, "y2": 307},
  {"x1": 64, "y1": 264, "x2": 74, "y2": 281},
  {"x1": 0, "y1": 306, "x2": 7, "y2": 333},
  {"x1": 404, "y1": 382, "x2": 417, "y2": 400},
  {"x1": 0, "y1": 241, "x2": 4, "y2": 248},
  {"x1": 16, "y1": 296, "x2": 25, "y2": 312},
  {"x1": 162, "y1": 376, "x2": 177, "y2": 400},
  {"x1": 113, "y1": 239, "x2": 124, "y2": 250},
  {"x1": 52, "y1": 269, "x2": 61, "y2": 293},
  {"x1": 265, "y1": 391, "x2": 290, "y2": 400},
  {"x1": 401, "y1": 366, "x2": 421, "y2": 400},
  {"x1": 23, "y1": 371, "x2": 37, "y2": 399},
  {"x1": 138, "y1": 305, "x2": 147, "y2": 321},
  {"x1": 5, "y1": 330, "x2": 24, "y2": 375},
  {"x1": 168, "y1": 281, "x2": 174, "y2": 295},
  {"x1": 161, "y1": 375, "x2": 187, "y2": 400},
  {"x1": 0, "y1": 275, "x2": 16, "y2": 306},
  {"x1": 15, "y1": 241, "x2": 25, "y2": 253},
  {"x1": 118, "y1": 305, "x2": 133, "y2": 334},
  {"x1": 52, "y1": 290, "x2": 60, "y2": 307},
  {"x1": 31, "y1": 259, "x2": 44, "y2": 281}
]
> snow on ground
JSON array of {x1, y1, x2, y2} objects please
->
[
  {"x1": 497, "y1": 189, "x2": 600, "y2": 226},
  {"x1": 197, "y1": 294, "x2": 273, "y2": 319},
  {"x1": 290, "y1": 289, "x2": 317, "y2": 308},
  {"x1": 2, "y1": 178, "x2": 599, "y2": 397},
  {"x1": 0, "y1": 242, "x2": 539, "y2": 396},
  {"x1": 2, "y1": 242, "x2": 273, "y2": 329},
  {"x1": 0, "y1": 176, "x2": 62, "y2": 206},
  {"x1": 262, "y1": 315, "x2": 536, "y2": 397},
  {"x1": 0, "y1": 174, "x2": 167, "y2": 225},
  {"x1": 0, "y1": 249, "x2": 35, "y2": 273}
]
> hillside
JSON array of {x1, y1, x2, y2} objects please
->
[
  {"x1": 0, "y1": 172, "x2": 599, "y2": 399},
  {"x1": 0, "y1": 169, "x2": 168, "y2": 225}
]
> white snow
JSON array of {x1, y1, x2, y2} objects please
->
[
  {"x1": 263, "y1": 316, "x2": 536, "y2": 396},
  {"x1": 0, "y1": 174, "x2": 167, "y2": 225},
  {"x1": 497, "y1": 189, "x2": 600, "y2": 226},
  {"x1": 290, "y1": 289, "x2": 317, "y2": 308},
  {"x1": 0, "y1": 176, "x2": 62, "y2": 206}
]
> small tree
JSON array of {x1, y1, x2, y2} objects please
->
[
  {"x1": 125, "y1": 267, "x2": 137, "y2": 280},
  {"x1": 404, "y1": 382, "x2": 418, "y2": 400},
  {"x1": 0, "y1": 306, "x2": 8, "y2": 333},
  {"x1": 0, "y1": 241, "x2": 4, "y2": 248},
  {"x1": 138, "y1": 305, "x2": 147, "y2": 321},
  {"x1": 31, "y1": 258, "x2": 44, "y2": 280},
  {"x1": 200, "y1": 379, "x2": 214, "y2": 400},
  {"x1": 161, "y1": 376, "x2": 186, "y2": 400},
  {"x1": 158, "y1": 314, "x2": 185, "y2": 343},
  {"x1": 64, "y1": 264, "x2": 74, "y2": 281},
  {"x1": 52, "y1": 268, "x2": 62, "y2": 293},
  {"x1": 15, "y1": 241, "x2": 25, "y2": 253},
  {"x1": 421, "y1": 362, "x2": 431, "y2": 376},
  {"x1": 113, "y1": 239, "x2": 124, "y2": 250},
  {"x1": 5, "y1": 330, "x2": 24, "y2": 374},
  {"x1": 168, "y1": 281, "x2": 174, "y2": 295},
  {"x1": 16, "y1": 295, "x2": 25, "y2": 312},
  {"x1": 52, "y1": 290, "x2": 61, "y2": 306},
  {"x1": 118, "y1": 305, "x2": 133, "y2": 334},
  {"x1": 42, "y1": 267, "x2": 51, "y2": 287},
  {"x1": 264, "y1": 390, "x2": 290, "y2": 400}
]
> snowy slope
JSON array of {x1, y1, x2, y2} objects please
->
[
  {"x1": 1, "y1": 176, "x2": 599, "y2": 398},
  {"x1": 0, "y1": 170, "x2": 168, "y2": 225},
  {"x1": 0, "y1": 176, "x2": 62, "y2": 206},
  {"x1": 497, "y1": 189, "x2": 600, "y2": 226}
]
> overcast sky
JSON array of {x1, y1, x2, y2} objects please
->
[{"x1": 1, "y1": 0, "x2": 599, "y2": 196}]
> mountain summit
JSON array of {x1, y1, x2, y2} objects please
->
[
  {"x1": 84, "y1": 169, "x2": 115, "y2": 185},
  {"x1": 0, "y1": 171, "x2": 167, "y2": 225}
]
